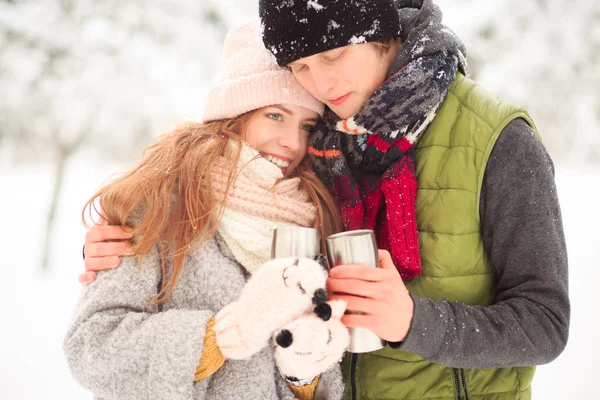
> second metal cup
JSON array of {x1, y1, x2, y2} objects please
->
[{"x1": 326, "y1": 229, "x2": 385, "y2": 353}]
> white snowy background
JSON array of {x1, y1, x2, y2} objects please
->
[{"x1": 1, "y1": 0, "x2": 598, "y2": 398}]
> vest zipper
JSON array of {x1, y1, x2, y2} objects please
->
[
  {"x1": 452, "y1": 368, "x2": 461, "y2": 400},
  {"x1": 460, "y1": 368, "x2": 470, "y2": 400},
  {"x1": 350, "y1": 353, "x2": 358, "y2": 400}
]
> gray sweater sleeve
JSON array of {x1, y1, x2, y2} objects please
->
[
  {"x1": 64, "y1": 252, "x2": 213, "y2": 399},
  {"x1": 398, "y1": 118, "x2": 570, "y2": 368}
]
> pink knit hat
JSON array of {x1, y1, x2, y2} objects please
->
[{"x1": 202, "y1": 19, "x2": 324, "y2": 123}]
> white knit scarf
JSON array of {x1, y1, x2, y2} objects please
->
[{"x1": 214, "y1": 144, "x2": 317, "y2": 274}]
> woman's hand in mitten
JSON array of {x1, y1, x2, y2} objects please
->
[
  {"x1": 273, "y1": 300, "x2": 350, "y2": 380},
  {"x1": 214, "y1": 257, "x2": 328, "y2": 360}
]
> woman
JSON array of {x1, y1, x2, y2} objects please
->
[
  {"x1": 85, "y1": 1, "x2": 570, "y2": 399},
  {"x1": 65, "y1": 20, "x2": 348, "y2": 400}
]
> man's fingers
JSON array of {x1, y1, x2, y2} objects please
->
[
  {"x1": 340, "y1": 312, "x2": 373, "y2": 329},
  {"x1": 121, "y1": 247, "x2": 135, "y2": 256},
  {"x1": 329, "y1": 264, "x2": 385, "y2": 281},
  {"x1": 327, "y1": 277, "x2": 380, "y2": 299},
  {"x1": 85, "y1": 225, "x2": 133, "y2": 244},
  {"x1": 78, "y1": 271, "x2": 97, "y2": 284},
  {"x1": 377, "y1": 249, "x2": 395, "y2": 270},
  {"x1": 328, "y1": 293, "x2": 377, "y2": 314},
  {"x1": 84, "y1": 256, "x2": 121, "y2": 272},
  {"x1": 85, "y1": 241, "x2": 132, "y2": 258}
]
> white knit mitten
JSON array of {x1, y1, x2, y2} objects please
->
[
  {"x1": 214, "y1": 257, "x2": 328, "y2": 360},
  {"x1": 273, "y1": 300, "x2": 350, "y2": 380}
]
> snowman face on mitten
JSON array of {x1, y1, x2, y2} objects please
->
[{"x1": 273, "y1": 300, "x2": 350, "y2": 380}]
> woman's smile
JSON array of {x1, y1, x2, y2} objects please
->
[{"x1": 262, "y1": 153, "x2": 292, "y2": 174}]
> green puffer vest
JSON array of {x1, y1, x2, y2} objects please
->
[{"x1": 342, "y1": 73, "x2": 539, "y2": 400}]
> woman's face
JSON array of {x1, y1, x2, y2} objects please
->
[
  {"x1": 288, "y1": 43, "x2": 396, "y2": 119},
  {"x1": 244, "y1": 104, "x2": 319, "y2": 175}
]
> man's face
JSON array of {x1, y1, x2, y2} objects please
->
[{"x1": 288, "y1": 43, "x2": 393, "y2": 119}]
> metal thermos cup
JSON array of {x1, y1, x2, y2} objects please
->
[
  {"x1": 271, "y1": 227, "x2": 321, "y2": 259},
  {"x1": 326, "y1": 229, "x2": 385, "y2": 353}
]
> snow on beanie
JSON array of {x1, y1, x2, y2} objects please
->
[
  {"x1": 202, "y1": 19, "x2": 324, "y2": 122},
  {"x1": 259, "y1": 0, "x2": 401, "y2": 66}
]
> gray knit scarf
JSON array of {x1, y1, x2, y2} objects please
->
[{"x1": 308, "y1": 0, "x2": 469, "y2": 279}]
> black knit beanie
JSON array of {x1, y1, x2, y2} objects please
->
[{"x1": 259, "y1": 0, "x2": 401, "y2": 66}]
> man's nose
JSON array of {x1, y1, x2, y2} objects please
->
[{"x1": 310, "y1": 66, "x2": 335, "y2": 97}]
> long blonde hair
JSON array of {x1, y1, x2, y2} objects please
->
[{"x1": 82, "y1": 110, "x2": 343, "y2": 303}]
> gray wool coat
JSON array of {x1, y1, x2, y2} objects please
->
[{"x1": 64, "y1": 234, "x2": 345, "y2": 400}]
